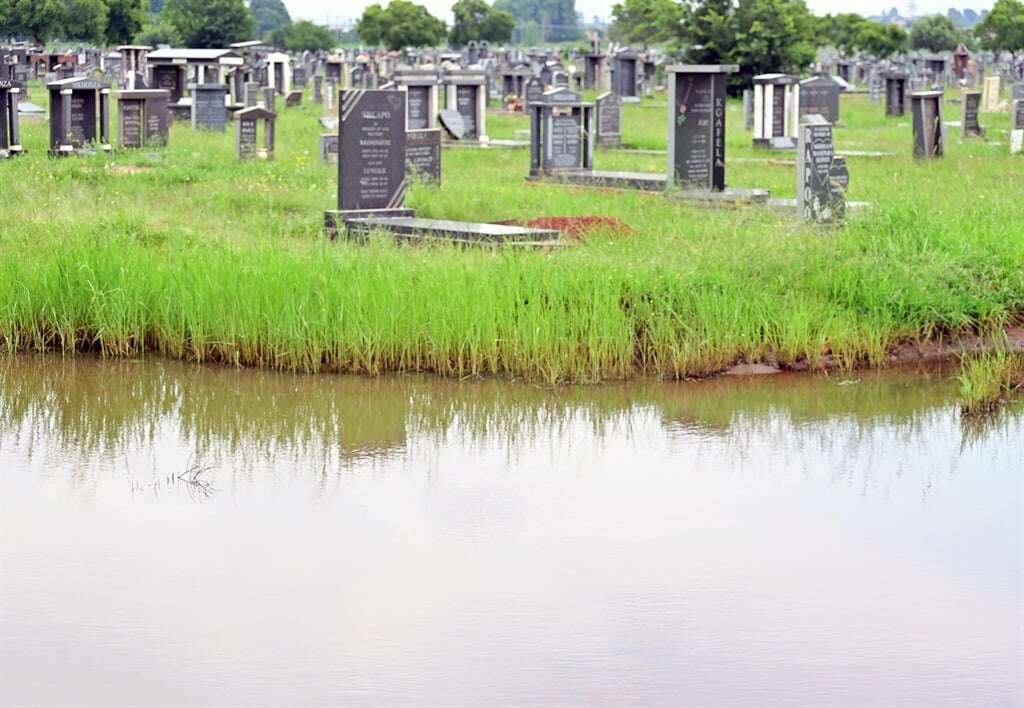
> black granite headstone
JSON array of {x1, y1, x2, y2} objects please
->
[
  {"x1": 455, "y1": 84, "x2": 478, "y2": 138},
  {"x1": 406, "y1": 128, "x2": 441, "y2": 184},
  {"x1": 338, "y1": 89, "x2": 408, "y2": 211},
  {"x1": 191, "y1": 84, "x2": 227, "y2": 131},
  {"x1": 407, "y1": 84, "x2": 430, "y2": 129},
  {"x1": 962, "y1": 91, "x2": 983, "y2": 137},
  {"x1": 669, "y1": 67, "x2": 732, "y2": 192},
  {"x1": 120, "y1": 99, "x2": 142, "y2": 147},
  {"x1": 799, "y1": 75, "x2": 841, "y2": 124},
  {"x1": 238, "y1": 116, "x2": 257, "y2": 158},
  {"x1": 524, "y1": 77, "x2": 544, "y2": 105},
  {"x1": 911, "y1": 91, "x2": 944, "y2": 159},
  {"x1": 797, "y1": 114, "x2": 846, "y2": 223}
]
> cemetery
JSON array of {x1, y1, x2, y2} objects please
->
[
  {"x1": 1, "y1": 6, "x2": 1024, "y2": 708},
  {"x1": 0, "y1": 24, "x2": 1020, "y2": 387}
]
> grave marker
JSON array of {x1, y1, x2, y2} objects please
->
[
  {"x1": 961, "y1": 91, "x2": 984, "y2": 138},
  {"x1": 406, "y1": 128, "x2": 442, "y2": 184},
  {"x1": 797, "y1": 114, "x2": 847, "y2": 224},
  {"x1": 336, "y1": 89, "x2": 409, "y2": 213},
  {"x1": 320, "y1": 132, "x2": 339, "y2": 163},
  {"x1": 190, "y1": 83, "x2": 227, "y2": 131},
  {"x1": 884, "y1": 72, "x2": 908, "y2": 117},
  {"x1": 1011, "y1": 98, "x2": 1023, "y2": 155},
  {"x1": 115, "y1": 89, "x2": 170, "y2": 149},
  {"x1": 799, "y1": 75, "x2": 840, "y2": 124},
  {"x1": 911, "y1": 91, "x2": 944, "y2": 159},
  {"x1": 47, "y1": 77, "x2": 111, "y2": 155},
  {"x1": 595, "y1": 92, "x2": 622, "y2": 148},
  {"x1": 668, "y1": 64, "x2": 736, "y2": 192},
  {"x1": 235, "y1": 106, "x2": 275, "y2": 160},
  {"x1": 0, "y1": 80, "x2": 24, "y2": 157},
  {"x1": 753, "y1": 73, "x2": 800, "y2": 150}
]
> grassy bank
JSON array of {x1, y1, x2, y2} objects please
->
[{"x1": 0, "y1": 84, "x2": 1022, "y2": 383}]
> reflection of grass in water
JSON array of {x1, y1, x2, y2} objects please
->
[
  {"x1": 958, "y1": 351, "x2": 1024, "y2": 416},
  {"x1": 0, "y1": 91, "x2": 1022, "y2": 383},
  {"x1": 0, "y1": 354, "x2": 969, "y2": 456}
]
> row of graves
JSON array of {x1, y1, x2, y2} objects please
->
[{"x1": 320, "y1": 64, "x2": 861, "y2": 251}]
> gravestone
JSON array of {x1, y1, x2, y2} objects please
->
[
  {"x1": 406, "y1": 128, "x2": 442, "y2": 184},
  {"x1": 190, "y1": 84, "x2": 228, "y2": 131},
  {"x1": 336, "y1": 89, "x2": 408, "y2": 213},
  {"x1": 438, "y1": 109, "x2": 466, "y2": 140},
  {"x1": 444, "y1": 71, "x2": 486, "y2": 141},
  {"x1": 116, "y1": 89, "x2": 170, "y2": 149},
  {"x1": 528, "y1": 87, "x2": 593, "y2": 177},
  {"x1": 1013, "y1": 82, "x2": 1024, "y2": 101},
  {"x1": 612, "y1": 49, "x2": 639, "y2": 99},
  {"x1": 797, "y1": 114, "x2": 847, "y2": 224},
  {"x1": 869, "y1": 71, "x2": 882, "y2": 102},
  {"x1": 394, "y1": 69, "x2": 440, "y2": 130},
  {"x1": 263, "y1": 86, "x2": 277, "y2": 112},
  {"x1": 325, "y1": 80, "x2": 335, "y2": 112},
  {"x1": 1011, "y1": 99, "x2": 1023, "y2": 155},
  {"x1": 743, "y1": 89, "x2": 753, "y2": 131},
  {"x1": 911, "y1": 91, "x2": 944, "y2": 159},
  {"x1": 320, "y1": 132, "x2": 339, "y2": 164},
  {"x1": 313, "y1": 75, "x2": 323, "y2": 103},
  {"x1": 235, "y1": 106, "x2": 275, "y2": 160},
  {"x1": 285, "y1": 90, "x2": 302, "y2": 107},
  {"x1": 799, "y1": 75, "x2": 841, "y2": 124},
  {"x1": 293, "y1": 67, "x2": 307, "y2": 88},
  {"x1": 244, "y1": 81, "x2": 260, "y2": 107},
  {"x1": 753, "y1": 74, "x2": 799, "y2": 150},
  {"x1": 595, "y1": 92, "x2": 622, "y2": 148},
  {"x1": 47, "y1": 77, "x2": 111, "y2": 155},
  {"x1": 884, "y1": 73, "x2": 908, "y2": 117},
  {"x1": 668, "y1": 65, "x2": 736, "y2": 192},
  {"x1": 982, "y1": 75, "x2": 1001, "y2": 111},
  {"x1": 524, "y1": 77, "x2": 544, "y2": 106},
  {"x1": 961, "y1": 91, "x2": 984, "y2": 138},
  {"x1": 0, "y1": 80, "x2": 24, "y2": 157}
]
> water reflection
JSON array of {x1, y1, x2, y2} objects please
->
[{"x1": 0, "y1": 355, "x2": 1020, "y2": 708}]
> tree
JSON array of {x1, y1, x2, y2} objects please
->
[
  {"x1": 356, "y1": 1, "x2": 446, "y2": 49},
  {"x1": 4, "y1": 0, "x2": 65, "y2": 44},
  {"x1": 105, "y1": 0, "x2": 146, "y2": 45},
  {"x1": 449, "y1": 0, "x2": 515, "y2": 45},
  {"x1": 974, "y1": 0, "x2": 1024, "y2": 59},
  {"x1": 814, "y1": 13, "x2": 871, "y2": 53},
  {"x1": 163, "y1": 0, "x2": 254, "y2": 47},
  {"x1": 279, "y1": 19, "x2": 335, "y2": 51},
  {"x1": 62, "y1": 0, "x2": 109, "y2": 43},
  {"x1": 134, "y1": 15, "x2": 180, "y2": 44},
  {"x1": 679, "y1": 0, "x2": 736, "y2": 65},
  {"x1": 909, "y1": 14, "x2": 962, "y2": 52},
  {"x1": 732, "y1": 0, "x2": 815, "y2": 87},
  {"x1": 611, "y1": 0, "x2": 682, "y2": 46},
  {"x1": 856, "y1": 21, "x2": 907, "y2": 58},
  {"x1": 493, "y1": 0, "x2": 581, "y2": 42},
  {"x1": 250, "y1": 0, "x2": 290, "y2": 39}
]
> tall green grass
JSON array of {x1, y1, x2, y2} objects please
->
[
  {"x1": 958, "y1": 351, "x2": 1024, "y2": 415},
  {"x1": 0, "y1": 86, "x2": 1021, "y2": 382}
]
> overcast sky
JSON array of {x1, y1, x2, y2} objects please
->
[{"x1": 284, "y1": 0, "x2": 993, "y2": 24}]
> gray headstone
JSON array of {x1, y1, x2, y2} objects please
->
[
  {"x1": 338, "y1": 89, "x2": 407, "y2": 211},
  {"x1": 191, "y1": 84, "x2": 227, "y2": 131},
  {"x1": 797, "y1": 114, "x2": 846, "y2": 224},
  {"x1": 912, "y1": 92, "x2": 944, "y2": 159},
  {"x1": 961, "y1": 91, "x2": 984, "y2": 137},
  {"x1": 799, "y1": 75, "x2": 841, "y2": 124},
  {"x1": 438, "y1": 109, "x2": 465, "y2": 139},
  {"x1": 595, "y1": 92, "x2": 622, "y2": 148},
  {"x1": 406, "y1": 128, "x2": 441, "y2": 184},
  {"x1": 320, "y1": 132, "x2": 338, "y2": 164}
]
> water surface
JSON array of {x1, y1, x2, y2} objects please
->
[{"x1": 1, "y1": 356, "x2": 1021, "y2": 707}]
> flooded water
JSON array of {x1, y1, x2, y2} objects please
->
[{"x1": 0, "y1": 356, "x2": 1021, "y2": 707}]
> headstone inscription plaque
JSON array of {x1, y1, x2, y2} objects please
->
[
  {"x1": 234, "y1": 106, "x2": 276, "y2": 160},
  {"x1": 797, "y1": 113, "x2": 847, "y2": 224},
  {"x1": 668, "y1": 65, "x2": 736, "y2": 192}
]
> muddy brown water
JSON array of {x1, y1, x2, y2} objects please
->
[{"x1": 1, "y1": 356, "x2": 1021, "y2": 707}]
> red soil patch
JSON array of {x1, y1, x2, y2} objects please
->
[{"x1": 495, "y1": 216, "x2": 633, "y2": 242}]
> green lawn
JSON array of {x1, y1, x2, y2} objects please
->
[{"x1": 0, "y1": 82, "x2": 1021, "y2": 383}]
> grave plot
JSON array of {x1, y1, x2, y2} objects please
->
[
  {"x1": 527, "y1": 67, "x2": 770, "y2": 208},
  {"x1": 47, "y1": 77, "x2": 111, "y2": 156},
  {"x1": 324, "y1": 89, "x2": 562, "y2": 247},
  {"x1": 0, "y1": 79, "x2": 24, "y2": 157}
]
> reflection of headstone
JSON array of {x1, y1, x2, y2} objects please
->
[
  {"x1": 797, "y1": 114, "x2": 846, "y2": 224},
  {"x1": 406, "y1": 128, "x2": 441, "y2": 184},
  {"x1": 595, "y1": 92, "x2": 622, "y2": 148},
  {"x1": 961, "y1": 91, "x2": 984, "y2": 138},
  {"x1": 911, "y1": 91, "x2": 944, "y2": 159},
  {"x1": 669, "y1": 64, "x2": 736, "y2": 192},
  {"x1": 438, "y1": 109, "x2": 465, "y2": 140}
]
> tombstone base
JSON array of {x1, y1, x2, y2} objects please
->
[
  {"x1": 621, "y1": 96, "x2": 641, "y2": 104},
  {"x1": 325, "y1": 208, "x2": 417, "y2": 240},
  {"x1": 0, "y1": 146, "x2": 24, "y2": 158},
  {"x1": 343, "y1": 217, "x2": 564, "y2": 248},
  {"x1": 528, "y1": 170, "x2": 667, "y2": 192},
  {"x1": 443, "y1": 138, "x2": 526, "y2": 150},
  {"x1": 753, "y1": 137, "x2": 798, "y2": 151},
  {"x1": 49, "y1": 143, "x2": 112, "y2": 158},
  {"x1": 169, "y1": 103, "x2": 191, "y2": 121},
  {"x1": 667, "y1": 187, "x2": 771, "y2": 207},
  {"x1": 768, "y1": 198, "x2": 872, "y2": 215}
]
